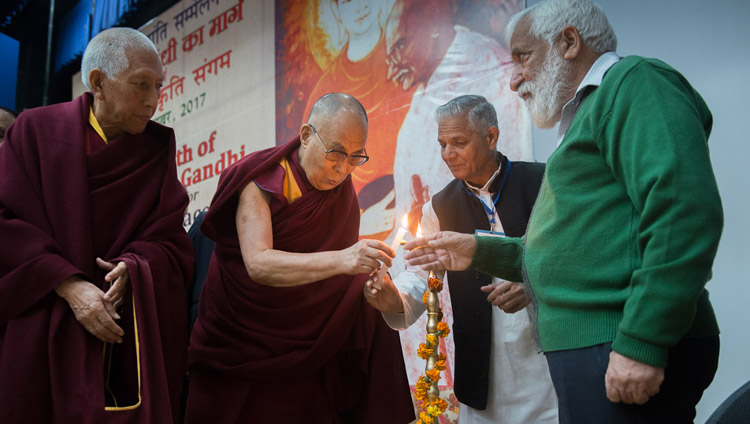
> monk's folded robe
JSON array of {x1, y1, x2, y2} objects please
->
[
  {"x1": 0, "y1": 93, "x2": 193, "y2": 423},
  {"x1": 187, "y1": 138, "x2": 415, "y2": 423}
]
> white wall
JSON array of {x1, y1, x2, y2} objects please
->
[{"x1": 527, "y1": 0, "x2": 750, "y2": 421}]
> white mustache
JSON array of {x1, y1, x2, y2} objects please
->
[{"x1": 517, "y1": 82, "x2": 535, "y2": 97}]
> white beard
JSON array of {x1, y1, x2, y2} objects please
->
[{"x1": 518, "y1": 49, "x2": 575, "y2": 129}]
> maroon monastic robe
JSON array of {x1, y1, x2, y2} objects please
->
[
  {"x1": 0, "y1": 93, "x2": 193, "y2": 423},
  {"x1": 186, "y1": 138, "x2": 415, "y2": 423}
]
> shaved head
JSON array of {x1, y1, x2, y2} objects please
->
[
  {"x1": 298, "y1": 92, "x2": 369, "y2": 191},
  {"x1": 308, "y1": 92, "x2": 368, "y2": 130}
]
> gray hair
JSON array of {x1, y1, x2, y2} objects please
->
[
  {"x1": 81, "y1": 27, "x2": 159, "y2": 90},
  {"x1": 308, "y1": 92, "x2": 368, "y2": 126},
  {"x1": 434, "y1": 95, "x2": 498, "y2": 135},
  {"x1": 505, "y1": 0, "x2": 617, "y2": 55}
]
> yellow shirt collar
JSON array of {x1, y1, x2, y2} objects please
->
[{"x1": 88, "y1": 107, "x2": 108, "y2": 144}]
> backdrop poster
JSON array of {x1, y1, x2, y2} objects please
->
[
  {"x1": 139, "y1": 0, "x2": 275, "y2": 229},
  {"x1": 276, "y1": 0, "x2": 530, "y2": 420}
]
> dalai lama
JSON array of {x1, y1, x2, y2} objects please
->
[{"x1": 185, "y1": 93, "x2": 414, "y2": 423}]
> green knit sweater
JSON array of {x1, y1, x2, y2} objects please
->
[{"x1": 469, "y1": 56, "x2": 723, "y2": 367}]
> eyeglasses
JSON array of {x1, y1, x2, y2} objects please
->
[{"x1": 308, "y1": 124, "x2": 369, "y2": 167}]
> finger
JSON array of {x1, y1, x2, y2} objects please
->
[
  {"x1": 105, "y1": 262, "x2": 128, "y2": 284},
  {"x1": 103, "y1": 298, "x2": 121, "y2": 320},
  {"x1": 404, "y1": 236, "x2": 430, "y2": 251},
  {"x1": 619, "y1": 387, "x2": 635, "y2": 404},
  {"x1": 372, "y1": 241, "x2": 395, "y2": 258},
  {"x1": 372, "y1": 249, "x2": 394, "y2": 267},
  {"x1": 505, "y1": 297, "x2": 526, "y2": 313},
  {"x1": 96, "y1": 257, "x2": 115, "y2": 271},
  {"x1": 605, "y1": 378, "x2": 621, "y2": 403},
  {"x1": 503, "y1": 290, "x2": 526, "y2": 306},
  {"x1": 104, "y1": 279, "x2": 125, "y2": 302},
  {"x1": 97, "y1": 311, "x2": 124, "y2": 341},
  {"x1": 646, "y1": 383, "x2": 661, "y2": 397},
  {"x1": 87, "y1": 316, "x2": 122, "y2": 343},
  {"x1": 486, "y1": 287, "x2": 505, "y2": 304},
  {"x1": 632, "y1": 388, "x2": 650, "y2": 405},
  {"x1": 480, "y1": 284, "x2": 497, "y2": 293},
  {"x1": 403, "y1": 249, "x2": 435, "y2": 265},
  {"x1": 499, "y1": 299, "x2": 521, "y2": 313},
  {"x1": 502, "y1": 303, "x2": 523, "y2": 314}
]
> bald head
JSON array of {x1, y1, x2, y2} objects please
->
[
  {"x1": 307, "y1": 92, "x2": 368, "y2": 130},
  {"x1": 299, "y1": 93, "x2": 368, "y2": 191}
]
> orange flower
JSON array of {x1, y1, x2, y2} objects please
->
[
  {"x1": 438, "y1": 353, "x2": 446, "y2": 362},
  {"x1": 437, "y1": 321, "x2": 450, "y2": 337},
  {"x1": 426, "y1": 403, "x2": 443, "y2": 417},
  {"x1": 415, "y1": 377, "x2": 429, "y2": 400},
  {"x1": 417, "y1": 343, "x2": 434, "y2": 359},
  {"x1": 422, "y1": 290, "x2": 429, "y2": 306},
  {"x1": 433, "y1": 398, "x2": 448, "y2": 412},
  {"x1": 426, "y1": 334, "x2": 438, "y2": 347},
  {"x1": 435, "y1": 359, "x2": 446, "y2": 371},
  {"x1": 426, "y1": 368, "x2": 440, "y2": 382},
  {"x1": 419, "y1": 411, "x2": 435, "y2": 424},
  {"x1": 428, "y1": 276, "x2": 443, "y2": 292}
]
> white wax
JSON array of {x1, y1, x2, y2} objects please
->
[
  {"x1": 373, "y1": 226, "x2": 407, "y2": 290},
  {"x1": 390, "y1": 226, "x2": 407, "y2": 253}
]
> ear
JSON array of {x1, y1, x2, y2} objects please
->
[
  {"x1": 559, "y1": 25, "x2": 583, "y2": 60},
  {"x1": 89, "y1": 69, "x2": 106, "y2": 100},
  {"x1": 299, "y1": 123, "x2": 313, "y2": 146},
  {"x1": 487, "y1": 126, "x2": 500, "y2": 150}
]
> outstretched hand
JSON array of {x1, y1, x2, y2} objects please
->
[
  {"x1": 403, "y1": 231, "x2": 476, "y2": 271},
  {"x1": 341, "y1": 239, "x2": 395, "y2": 275}
]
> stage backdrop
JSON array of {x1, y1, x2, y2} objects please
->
[
  {"x1": 75, "y1": 0, "x2": 531, "y2": 421},
  {"x1": 138, "y1": 0, "x2": 276, "y2": 229}
]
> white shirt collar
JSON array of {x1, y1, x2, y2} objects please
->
[
  {"x1": 556, "y1": 51, "x2": 621, "y2": 146},
  {"x1": 464, "y1": 161, "x2": 502, "y2": 195}
]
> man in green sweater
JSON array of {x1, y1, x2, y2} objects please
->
[{"x1": 405, "y1": 0, "x2": 723, "y2": 422}]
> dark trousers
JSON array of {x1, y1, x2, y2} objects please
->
[{"x1": 546, "y1": 336, "x2": 719, "y2": 424}]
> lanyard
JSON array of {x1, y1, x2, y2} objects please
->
[{"x1": 462, "y1": 160, "x2": 511, "y2": 231}]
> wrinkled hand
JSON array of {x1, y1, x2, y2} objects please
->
[
  {"x1": 403, "y1": 231, "x2": 475, "y2": 271},
  {"x1": 97, "y1": 258, "x2": 129, "y2": 307},
  {"x1": 363, "y1": 270, "x2": 404, "y2": 313},
  {"x1": 480, "y1": 280, "x2": 528, "y2": 313},
  {"x1": 55, "y1": 276, "x2": 124, "y2": 343},
  {"x1": 605, "y1": 351, "x2": 664, "y2": 404},
  {"x1": 341, "y1": 239, "x2": 395, "y2": 275}
]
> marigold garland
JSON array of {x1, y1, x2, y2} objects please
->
[
  {"x1": 416, "y1": 274, "x2": 450, "y2": 424},
  {"x1": 427, "y1": 275, "x2": 443, "y2": 291}
]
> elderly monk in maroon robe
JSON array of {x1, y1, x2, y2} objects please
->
[
  {"x1": 0, "y1": 28, "x2": 193, "y2": 423},
  {"x1": 186, "y1": 93, "x2": 415, "y2": 423}
]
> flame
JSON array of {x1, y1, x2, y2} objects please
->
[
  {"x1": 416, "y1": 224, "x2": 422, "y2": 238},
  {"x1": 401, "y1": 214, "x2": 409, "y2": 228}
]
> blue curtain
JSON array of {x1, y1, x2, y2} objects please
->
[
  {"x1": 54, "y1": 0, "x2": 92, "y2": 71},
  {"x1": 55, "y1": 0, "x2": 150, "y2": 71},
  {"x1": 91, "y1": 0, "x2": 143, "y2": 37}
]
